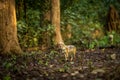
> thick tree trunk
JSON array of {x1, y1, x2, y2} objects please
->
[
  {"x1": 106, "y1": 5, "x2": 120, "y2": 33},
  {"x1": 0, "y1": 0, "x2": 22, "y2": 54},
  {"x1": 51, "y1": 0, "x2": 63, "y2": 45}
]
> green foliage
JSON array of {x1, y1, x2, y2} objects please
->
[
  {"x1": 16, "y1": 0, "x2": 120, "y2": 49},
  {"x1": 3, "y1": 75, "x2": 11, "y2": 80},
  {"x1": 58, "y1": 63, "x2": 70, "y2": 73},
  {"x1": 2, "y1": 55, "x2": 17, "y2": 70},
  {"x1": 107, "y1": 31, "x2": 120, "y2": 45},
  {"x1": 17, "y1": 9, "x2": 54, "y2": 48},
  {"x1": 47, "y1": 50, "x2": 58, "y2": 60},
  {"x1": 84, "y1": 31, "x2": 120, "y2": 49},
  {"x1": 17, "y1": 9, "x2": 40, "y2": 47},
  {"x1": 61, "y1": 0, "x2": 120, "y2": 49},
  {"x1": 96, "y1": 36, "x2": 109, "y2": 48},
  {"x1": 3, "y1": 62, "x2": 13, "y2": 70}
]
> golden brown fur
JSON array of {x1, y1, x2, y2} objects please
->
[{"x1": 58, "y1": 42, "x2": 76, "y2": 61}]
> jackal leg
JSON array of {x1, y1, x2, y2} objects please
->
[
  {"x1": 74, "y1": 48, "x2": 76, "y2": 59},
  {"x1": 65, "y1": 48, "x2": 69, "y2": 60}
]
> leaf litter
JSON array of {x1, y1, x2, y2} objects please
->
[{"x1": 0, "y1": 47, "x2": 120, "y2": 80}]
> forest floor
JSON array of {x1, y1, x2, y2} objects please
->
[{"x1": 0, "y1": 47, "x2": 120, "y2": 80}]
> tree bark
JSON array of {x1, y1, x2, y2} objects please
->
[
  {"x1": 66, "y1": 24, "x2": 72, "y2": 39},
  {"x1": 40, "y1": 0, "x2": 51, "y2": 49},
  {"x1": 51, "y1": 0, "x2": 63, "y2": 45},
  {"x1": 16, "y1": 0, "x2": 24, "y2": 20},
  {"x1": 106, "y1": 5, "x2": 120, "y2": 33},
  {"x1": 0, "y1": 0, "x2": 22, "y2": 54}
]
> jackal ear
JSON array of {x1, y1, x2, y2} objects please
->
[
  {"x1": 59, "y1": 42, "x2": 64, "y2": 45},
  {"x1": 57, "y1": 42, "x2": 65, "y2": 47}
]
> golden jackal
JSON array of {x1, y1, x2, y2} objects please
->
[{"x1": 58, "y1": 42, "x2": 76, "y2": 61}]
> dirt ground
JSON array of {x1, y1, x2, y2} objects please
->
[{"x1": 0, "y1": 47, "x2": 120, "y2": 80}]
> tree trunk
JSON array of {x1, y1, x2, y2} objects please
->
[
  {"x1": 16, "y1": 0, "x2": 24, "y2": 20},
  {"x1": 51, "y1": 0, "x2": 63, "y2": 45},
  {"x1": 16, "y1": 0, "x2": 26, "y2": 21},
  {"x1": 0, "y1": 0, "x2": 22, "y2": 54},
  {"x1": 23, "y1": 0, "x2": 27, "y2": 21},
  {"x1": 40, "y1": 0, "x2": 51, "y2": 50},
  {"x1": 43, "y1": 11, "x2": 51, "y2": 48},
  {"x1": 106, "y1": 5, "x2": 120, "y2": 33},
  {"x1": 66, "y1": 24, "x2": 72, "y2": 39}
]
